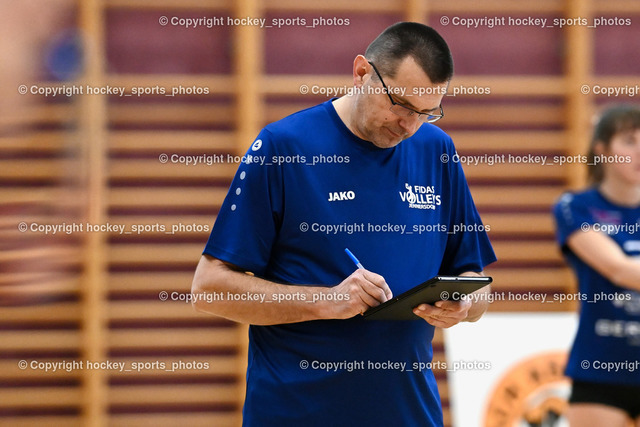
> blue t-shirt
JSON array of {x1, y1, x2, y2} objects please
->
[
  {"x1": 553, "y1": 189, "x2": 640, "y2": 386},
  {"x1": 203, "y1": 100, "x2": 496, "y2": 426}
]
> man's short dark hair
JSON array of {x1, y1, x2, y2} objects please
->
[{"x1": 365, "y1": 22, "x2": 453, "y2": 83}]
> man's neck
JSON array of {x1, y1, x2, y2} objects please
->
[{"x1": 332, "y1": 96, "x2": 358, "y2": 137}]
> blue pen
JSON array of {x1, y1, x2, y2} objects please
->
[{"x1": 344, "y1": 248, "x2": 364, "y2": 270}]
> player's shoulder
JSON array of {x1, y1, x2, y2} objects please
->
[
  {"x1": 263, "y1": 102, "x2": 330, "y2": 140},
  {"x1": 553, "y1": 187, "x2": 599, "y2": 221},
  {"x1": 555, "y1": 188, "x2": 598, "y2": 207}
]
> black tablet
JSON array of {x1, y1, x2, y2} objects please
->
[{"x1": 362, "y1": 276, "x2": 492, "y2": 321}]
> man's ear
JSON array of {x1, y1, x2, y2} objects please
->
[{"x1": 352, "y1": 55, "x2": 369, "y2": 87}]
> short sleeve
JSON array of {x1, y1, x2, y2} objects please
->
[
  {"x1": 439, "y1": 145, "x2": 497, "y2": 275},
  {"x1": 553, "y1": 192, "x2": 592, "y2": 250},
  {"x1": 202, "y1": 129, "x2": 283, "y2": 276}
]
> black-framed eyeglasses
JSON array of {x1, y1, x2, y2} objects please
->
[{"x1": 368, "y1": 61, "x2": 444, "y2": 123}]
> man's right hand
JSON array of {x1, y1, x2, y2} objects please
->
[{"x1": 326, "y1": 269, "x2": 393, "y2": 319}]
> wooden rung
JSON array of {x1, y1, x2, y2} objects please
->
[
  {"x1": 491, "y1": 241, "x2": 563, "y2": 262},
  {"x1": 109, "y1": 414, "x2": 239, "y2": 427},
  {"x1": 108, "y1": 215, "x2": 214, "y2": 229},
  {"x1": 0, "y1": 356, "x2": 237, "y2": 380},
  {"x1": 0, "y1": 246, "x2": 81, "y2": 265},
  {"x1": 486, "y1": 268, "x2": 574, "y2": 290},
  {"x1": 0, "y1": 189, "x2": 57, "y2": 204},
  {"x1": 109, "y1": 355, "x2": 239, "y2": 378},
  {"x1": 0, "y1": 132, "x2": 70, "y2": 151},
  {"x1": 108, "y1": 244, "x2": 202, "y2": 264},
  {"x1": 1, "y1": 230, "x2": 81, "y2": 242},
  {"x1": 0, "y1": 387, "x2": 81, "y2": 407},
  {"x1": 265, "y1": 0, "x2": 636, "y2": 16},
  {"x1": 0, "y1": 331, "x2": 80, "y2": 351},
  {"x1": 0, "y1": 303, "x2": 80, "y2": 322},
  {"x1": 0, "y1": 189, "x2": 82, "y2": 206},
  {"x1": 109, "y1": 106, "x2": 234, "y2": 127},
  {"x1": 462, "y1": 163, "x2": 565, "y2": 180},
  {"x1": 0, "y1": 416, "x2": 81, "y2": 427},
  {"x1": 431, "y1": 0, "x2": 561, "y2": 13},
  {"x1": 109, "y1": 188, "x2": 227, "y2": 208},
  {"x1": 261, "y1": 75, "x2": 566, "y2": 97},
  {"x1": 108, "y1": 272, "x2": 195, "y2": 291},
  {"x1": 108, "y1": 301, "x2": 206, "y2": 321},
  {"x1": 447, "y1": 76, "x2": 565, "y2": 97},
  {"x1": 593, "y1": 75, "x2": 640, "y2": 87},
  {"x1": 240, "y1": 0, "x2": 397, "y2": 12},
  {"x1": 108, "y1": 329, "x2": 238, "y2": 349},
  {"x1": 99, "y1": 215, "x2": 214, "y2": 238},
  {"x1": 108, "y1": 384, "x2": 239, "y2": 405},
  {"x1": 0, "y1": 213, "x2": 83, "y2": 228},
  {"x1": 107, "y1": 74, "x2": 235, "y2": 95},
  {"x1": 471, "y1": 187, "x2": 562, "y2": 208},
  {"x1": 0, "y1": 104, "x2": 73, "y2": 128},
  {"x1": 596, "y1": 1, "x2": 640, "y2": 13},
  {"x1": 0, "y1": 279, "x2": 79, "y2": 298},
  {"x1": 0, "y1": 360, "x2": 81, "y2": 380},
  {"x1": 110, "y1": 160, "x2": 237, "y2": 180},
  {"x1": 450, "y1": 131, "x2": 566, "y2": 152},
  {"x1": 266, "y1": 103, "x2": 565, "y2": 127},
  {"x1": 435, "y1": 104, "x2": 564, "y2": 126},
  {"x1": 0, "y1": 160, "x2": 76, "y2": 179},
  {"x1": 0, "y1": 271, "x2": 71, "y2": 286},
  {"x1": 480, "y1": 213, "x2": 555, "y2": 234},
  {"x1": 109, "y1": 131, "x2": 235, "y2": 152},
  {"x1": 270, "y1": 0, "x2": 561, "y2": 14},
  {"x1": 106, "y1": 0, "x2": 231, "y2": 10}
]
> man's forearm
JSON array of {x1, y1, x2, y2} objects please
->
[
  {"x1": 192, "y1": 255, "x2": 392, "y2": 325},
  {"x1": 191, "y1": 256, "x2": 335, "y2": 325}
]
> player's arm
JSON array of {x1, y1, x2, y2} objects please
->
[
  {"x1": 412, "y1": 271, "x2": 490, "y2": 327},
  {"x1": 191, "y1": 255, "x2": 393, "y2": 325},
  {"x1": 566, "y1": 230, "x2": 640, "y2": 292}
]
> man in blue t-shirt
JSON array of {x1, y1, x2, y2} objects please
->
[{"x1": 192, "y1": 22, "x2": 496, "y2": 426}]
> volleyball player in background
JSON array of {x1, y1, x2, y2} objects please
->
[{"x1": 553, "y1": 105, "x2": 640, "y2": 427}]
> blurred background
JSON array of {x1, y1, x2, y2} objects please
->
[{"x1": 1, "y1": 0, "x2": 638, "y2": 426}]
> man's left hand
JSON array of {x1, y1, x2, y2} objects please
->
[{"x1": 413, "y1": 299, "x2": 472, "y2": 328}]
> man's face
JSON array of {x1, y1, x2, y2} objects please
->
[{"x1": 352, "y1": 56, "x2": 448, "y2": 149}]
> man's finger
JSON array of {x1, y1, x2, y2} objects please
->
[
  {"x1": 360, "y1": 270, "x2": 393, "y2": 302},
  {"x1": 355, "y1": 286, "x2": 383, "y2": 308},
  {"x1": 434, "y1": 299, "x2": 472, "y2": 311}
]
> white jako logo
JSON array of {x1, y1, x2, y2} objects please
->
[{"x1": 328, "y1": 191, "x2": 355, "y2": 202}]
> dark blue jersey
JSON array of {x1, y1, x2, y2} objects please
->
[
  {"x1": 204, "y1": 100, "x2": 496, "y2": 426},
  {"x1": 554, "y1": 188, "x2": 640, "y2": 386}
]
